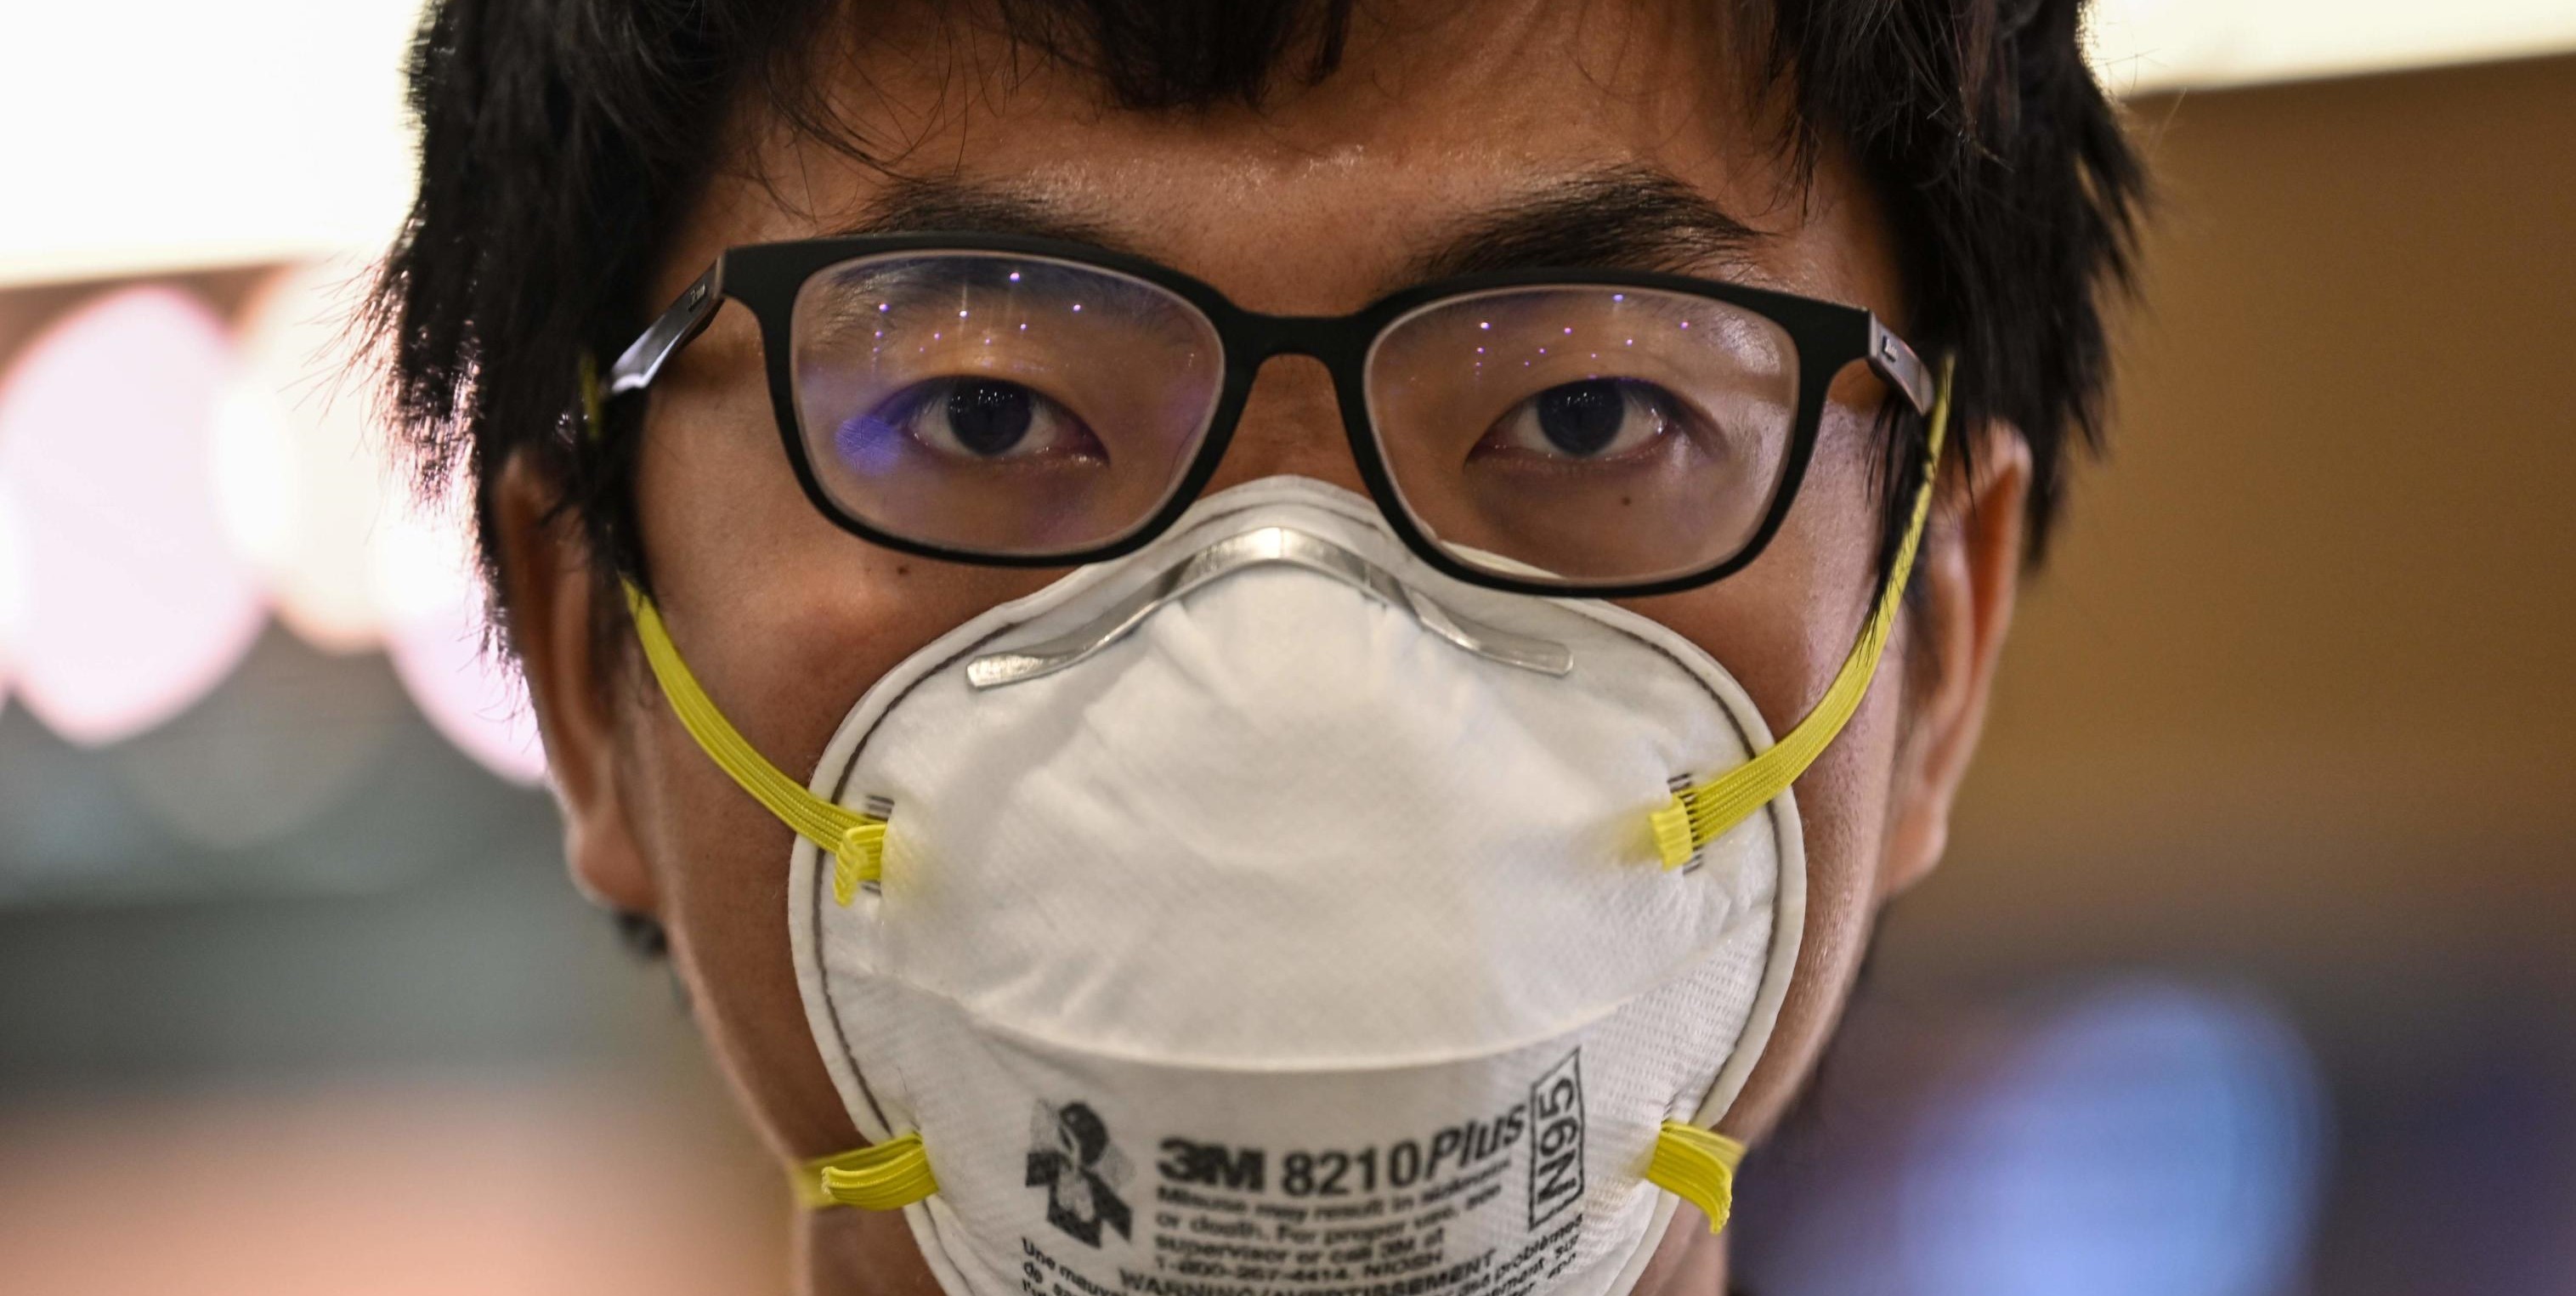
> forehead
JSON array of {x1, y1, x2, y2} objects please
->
[{"x1": 671, "y1": 0, "x2": 1891, "y2": 318}]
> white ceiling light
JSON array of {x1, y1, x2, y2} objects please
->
[
  {"x1": 2088, "y1": 0, "x2": 2576, "y2": 94},
  {"x1": 0, "y1": 287, "x2": 267, "y2": 745},
  {"x1": 0, "y1": 0, "x2": 425, "y2": 286},
  {"x1": 4, "y1": 1, "x2": 2574, "y2": 287}
]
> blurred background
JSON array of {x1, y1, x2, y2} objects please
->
[{"x1": 1, "y1": 3, "x2": 2571, "y2": 1293}]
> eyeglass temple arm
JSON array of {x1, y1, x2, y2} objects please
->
[
  {"x1": 1866, "y1": 317, "x2": 1936, "y2": 417},
  {"x1": 606, "y1": 263, "x2": 726, "y2": 399}
]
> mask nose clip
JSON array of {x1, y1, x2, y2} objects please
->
[{"x1": 964, "y1": 525, "x2": 1574, "y2": 689}]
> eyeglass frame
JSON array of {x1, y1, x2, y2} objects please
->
[{"x1": 603, "y1": 230, "x2": 1937, "y2": 599}]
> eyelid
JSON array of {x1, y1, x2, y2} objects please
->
[
  {"x1": 903, "y1": 377, "x2": 1099, "y2": 459},
  {"x1": 1481, "y1": 379, "x2": 1677, "y2": 459}
]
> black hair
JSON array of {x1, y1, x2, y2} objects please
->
[{"x1": 371, "y1": 0, "x2": 2143, "y2": 626}]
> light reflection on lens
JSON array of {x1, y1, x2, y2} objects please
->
[
  {"x1": 790, "y1": 253, "x2": 1222, "y2": 556},
  {"x1": 1363, "y1": 285, "x2": 1799, "y2": 587},
  {"x1": 790, "y1": 264, "x2": 1811, "y2": 584}
]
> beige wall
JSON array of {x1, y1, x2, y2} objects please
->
[{"x1": 1895, "y1": 54, "x2": 2576, "y2": 979}]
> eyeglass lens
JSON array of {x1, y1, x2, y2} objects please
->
[
  {"x1": 789, "y1": 253, "x2": 1802, "y2": 586},
  {"x1": 1363, "y1": 286, "x2": 1799, "y2": 586},
  {"x1": 790, "y1": 252, "x2": 1226, "y2": 557}
]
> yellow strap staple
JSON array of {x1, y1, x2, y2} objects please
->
[
  {"x1": 1645, "y1": 1121, "x2": 1747, "y2": 1234},
  {"x1": 625, "y1": 583, "x2": 888, "y2": 903},
  {"x1": 795, "y1": 1132, "x2": 941, "y2": 1210},
  {"x1": 1651, "y1": 358, "x2": 1954, "y2": 869}
]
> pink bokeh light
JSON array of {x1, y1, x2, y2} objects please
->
[
  {"x1": 0, "y1": 286, "x2": 266, "y2": 746},
  {"x1": 0, "y1": 473, "x2": 25, "y2": 718},
  {"x1": 372, "y1": 498, "x2": 546, "y2": 786}
]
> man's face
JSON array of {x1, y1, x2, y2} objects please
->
[{"x1": 501, "y1": 0, "x2": 2028, "y2": 1285}]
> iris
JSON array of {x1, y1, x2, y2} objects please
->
[
  {"x1": 1533, "y1": 380, "x2": 1626, "y2": 456},
  {"x1": 945, "y1": 379, "x2": 1035, "y2": 456}
]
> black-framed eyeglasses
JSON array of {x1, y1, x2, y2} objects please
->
[{"x1": 605, "y1": 232, "x2": 1936, "y2": 597}]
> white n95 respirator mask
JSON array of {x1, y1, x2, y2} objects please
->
[{"x1": 620, "y1": 394, "x2": 1944, "y2": 1296}]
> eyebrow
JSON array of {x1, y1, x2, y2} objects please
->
[
  {"x1": 835, "y1": 164, "x2": 1768, "y2": 295},
  {"x1": 835, "y1": 178, "x2": 1128, "y2": 249},
  {"x1": 1401, "y1": 166, "x2": 1769, "y2": 283}
]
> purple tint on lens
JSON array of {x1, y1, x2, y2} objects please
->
[
  {"x1": 790, "y1": 251, "x2": 1226, "y2": 556},
  {"x1": 834, "y1": 410, "x2": 907, "y2": 478}
]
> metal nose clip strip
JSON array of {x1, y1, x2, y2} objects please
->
[{"x1": 965, "y1": 526, "x2": 1575, "y2": 689}]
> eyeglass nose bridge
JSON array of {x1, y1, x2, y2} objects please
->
[
  {"x1": 1155, "y1": 308, "x2": 1408, "y2": 526},
  {"x1": 1228, "y1": 311, "x2": 1377, "y2": 371},
  {"x1": 1195, "y1": 311, "x2": 1394, "y2": 487}
]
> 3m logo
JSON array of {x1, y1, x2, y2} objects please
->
[
  {"x1": 1028, "y1": 1101, "x2": 1134, "y2": 1248},
  {"x1": 1526, "y1": 1050, "x2": 1586, "y2": 1229}
]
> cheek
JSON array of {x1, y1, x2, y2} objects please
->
[
  {"x1": 619, "y1": 377, "x2": 1064, "y2": 1157},
  {"x1": 1619, "y1": 399, "x2": 1888, "y2": 741},
  {"x1": 1718, "y1": 647, "x2": 1908, "y2": 1139},
  {"x1": 631, "y1": 722, "x2": 838, "y2": 1155},
  {"x1": 633, "y1": 338, "x2": 1068, "y2": 756},
  {"x1": 1613, "y1": 399, "x2": 1905, "y2": 1133}
]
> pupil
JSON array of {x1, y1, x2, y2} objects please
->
[
  {"x1": 945, "y1": 380, "x2": 1034, "y2": 455},
  {"x1": 1536, "y1": 380, "x2": 1624, "y2": 456}
]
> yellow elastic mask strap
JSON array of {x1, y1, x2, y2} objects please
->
[
  {"x1": 578, "y1": 349, "x2": 605, "y2": 443},
  {"x1": 1650, "y1": 357, "x2": 1955, "y2": 869},
  {"x1": 623, "y1": 583, "x2": 889, "y2": 902},
  {"x1": 794, "y1": 1133, "x2": 940, "y2": 1211},
  {"x1": 1645, "y1": 1121, "x2": 1747, "y2": 1234}
]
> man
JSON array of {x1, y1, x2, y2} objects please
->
[{"x1": 372, "y1": 1, "x2": 2142, "y2": 1293}]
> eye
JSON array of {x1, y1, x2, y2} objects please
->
[
  {"x1": 848, "y1": 377, "x2": 1103, "y2": 464},
  {"x1": 1477, "y1": 378, "x2": 1678, "y2": 461}
]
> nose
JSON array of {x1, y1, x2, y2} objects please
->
[{"x1": 1196, "y1": 354, "x2": 1373, "y2": 500}]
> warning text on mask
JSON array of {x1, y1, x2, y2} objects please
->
[{"x1": 1015, "y1": 1050, "x2": 1588, "y2": 1296}]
